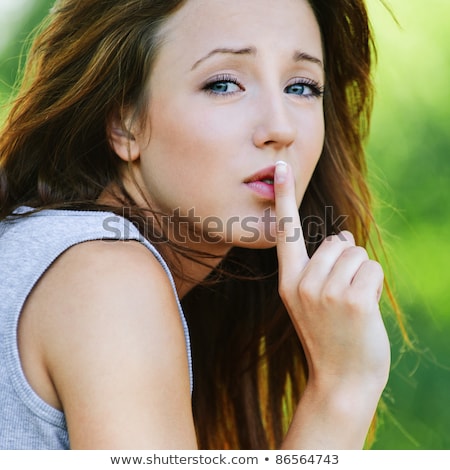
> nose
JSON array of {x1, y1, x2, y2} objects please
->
[{"x1": 252, "y1": 95, "x2": 296, "y2": 150}]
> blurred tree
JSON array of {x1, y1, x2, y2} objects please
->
[
  {"x1": 367, "y1": 0, "x2": 450, "y2": 450},
  {"x1": 0, "y1": 0, "x2": 55, "y2": 99}
]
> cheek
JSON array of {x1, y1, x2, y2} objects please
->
[
  {"x1": 310, "y1": 110, "x2": 325, "y2": 152},
  {"x1": 148, "y1": 99, "x2": 236, "y2": 166},
  {"x1": 301, "y1": 112, "x2": 325, "y2": 170},
  {"x1": 138, "y1": 103, "x2": 231, "y2": 211},
  {"x1": 294, "y1": 112, "x2": 325, "y2": 201}
]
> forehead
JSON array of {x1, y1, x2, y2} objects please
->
[{"x1": 157, "y1": 0, "x2": 323, "y2": 64}]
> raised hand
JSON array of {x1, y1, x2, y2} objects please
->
[{"x1": 274, "y1": 160, "x2": 390, "y2": 449}]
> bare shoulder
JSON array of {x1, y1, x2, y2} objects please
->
[
  {"x1": 20, "y1": 240, "x2": 196, "y2": 449},
  {"x1": 26, "y1": 239, "x2": 182, "y2": 339}
]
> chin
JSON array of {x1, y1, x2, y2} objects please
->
[
  {"x1": 196, "y1": 217, "x2": 279, "y2": 250},
  {"x1": 231, "y1": 235, "x2": 278, "y2": 250}
]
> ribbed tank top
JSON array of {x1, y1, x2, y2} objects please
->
[{"x1": 0, "y1": 207, "x2": 192, "y2": 449}]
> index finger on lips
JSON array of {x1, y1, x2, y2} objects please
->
[{"x1": 274, "y1": 160, "x2": 309, "y2": 277}]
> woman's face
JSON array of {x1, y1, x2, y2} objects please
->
[{"x1": 130, "y1": 0, "x2": 324, "y2": 250}]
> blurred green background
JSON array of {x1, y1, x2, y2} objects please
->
[
  {"x1": 366, "y1": 0, "x2": 450, "y2": 450},
  {"x1": 0, "y1": 0, "x2": 448, "y2": 450}
]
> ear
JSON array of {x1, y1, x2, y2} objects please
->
[{"x1": 108, "y1": 112, "x2": 141, "y2": 162}]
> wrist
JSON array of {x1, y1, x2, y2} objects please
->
[
  {"x1": 307, "y1": 374, "x2": 384, "y2": 421},
  {"x1": 281, "y1": 379, "x2": 384, "y2": 450}
]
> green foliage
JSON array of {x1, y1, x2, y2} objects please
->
[
  {"x1": 367, "y1": 0, "x2": 450, "y2": 449},
  {"x1": 1, "y1": 0, "x2": 448, "y2": 449},
  {"x1": 0, "y1": 0, "x2": 55, "y2": 104}
]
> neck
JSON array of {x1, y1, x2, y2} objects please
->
[
  {"x1": 172, "y1": 245, "x2": 230, "y2": 298},
  {"x1": 97, "y1": 180, "x2": 231, "y2": 298}
]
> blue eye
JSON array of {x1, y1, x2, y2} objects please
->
[
  {"x1": 285, "y1": 80, "x2": 324, "y2": 98},
  {"x1": 203, "y1": 75, "x2": 243, "y2": 95},
  {"x1": 207, "y1": 81, "x2": 240, "y2": 94}
]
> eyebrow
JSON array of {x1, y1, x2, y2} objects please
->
[
  {"x1": 191, "y1": 47, "x2": 256, "y2": 70},
  {"x1": 191, "y1": 46, "x2": 323, "y2": 71},
  {"x1": 293, "y1": 50, "x2": 324, "y2": 70}
]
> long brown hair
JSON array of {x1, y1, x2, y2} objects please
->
[{"x1": 0, "y1": 0, "x2": 392, "y2": 449}]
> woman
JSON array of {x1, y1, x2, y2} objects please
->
[{"x1": 0, "y1": 0, "x2": 391, "y2": 449}]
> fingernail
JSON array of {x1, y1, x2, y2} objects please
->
[{"x1": 275, "y1": 160, "x2": 288, "y2": 183}]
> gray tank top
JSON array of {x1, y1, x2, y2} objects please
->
[{"x1": 0, "y1": 207, "x2": 192, "y2": 449}]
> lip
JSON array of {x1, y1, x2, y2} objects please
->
[{"x1": 244, "y1": 165, "x2": 276, "y2": 200}]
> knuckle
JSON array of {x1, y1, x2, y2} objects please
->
[
  {"x1": 352, "y1": 245, "x2": 369, "y2": 259},
  {"x1": 341, "y1": 245, "x2": 368, "y2": 261},
  {"x1": 277, "y1": 282, "x2": 289, "y2": 302},
  {"x1": 344, "y1": 292, "x2": 365, "y2": 312},
  {"x1": 278, "y1": 277, "x2": 296, "y2": 303},
  {"x1": 322, "y1": 286, "x2": 340, "y2": 306},
  {"x1": 324, "y1": 230, "x2": 355, "y2": 246},
  {"x1": 324, "y1": 233, "x2": 337, "y2": 243},
  {"x1": 365, "y1": 259, "x2": 384, "y2": 278},
  {"x1": 297, "y1": 276, "x2": 318, "y2": 303},
  {"x1": 337, "y1": 230, "x2": 355, "y2": 244}
]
